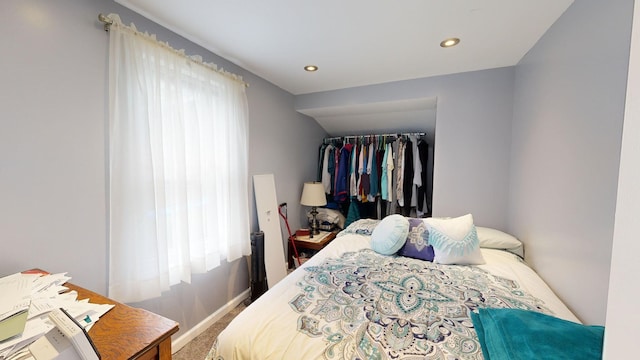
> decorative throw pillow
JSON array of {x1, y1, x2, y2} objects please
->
[
  {"x1": 397, "y1": 218, "x2": 434, "y2": 261},
  {"x1": 425, "y1": 214, "x2": 485, "y2": 265},
  {"x1": 371, "y1": 214, "x2": 409, "y2": 255}
]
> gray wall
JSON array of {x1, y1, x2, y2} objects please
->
[
  {"x1": 2, "y1": 0, "x2": 631, "y2": 346},
  {"x1": 509, "y1": 0, "x2": 633, "y2": 325},
  {"x1": 295, "y1": 0, "x2": 635, "y2": 327},
  {"x1": 605, "y1": 0, "x2": 640, "y2": 354},
  {"x1": 296, "y1": 67, "x2": 515, "y2": 229},
  {"x1": 0, "y1": 0, "x2": 324, "y2": 339}
]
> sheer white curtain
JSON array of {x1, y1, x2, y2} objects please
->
[{"x1": 107, "y1": 15, "x2": 251, "y2": 303}]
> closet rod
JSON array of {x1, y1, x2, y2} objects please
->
[{"x1": 324, "y1": 132, "x2": 425, "y2": 142}]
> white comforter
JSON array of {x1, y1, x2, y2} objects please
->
[{"x1": 208, "y1": 233, "x2": 578, "y2": 360}]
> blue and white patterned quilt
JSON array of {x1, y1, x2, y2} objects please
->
[
  {"x1": 208, "y1": 234, "x2": 579, "y2": 360},
  {"x1": 289, "y1": 249, "x2": 549, "y2": 359}
]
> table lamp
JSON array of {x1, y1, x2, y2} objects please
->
[{"x1": 300, "y1": 182, "x2": 327, "y2": 238}]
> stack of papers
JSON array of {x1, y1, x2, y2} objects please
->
[
  {"x1": 0, "y1": 274, "x2": 31, "y2": 342},
  {"x1": 0, "y1": 272, "x2": 114, "y2": 360}
]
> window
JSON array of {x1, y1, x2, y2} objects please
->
[{"x1": 106, "y1": 15, "x2": 250, "y2": 303}]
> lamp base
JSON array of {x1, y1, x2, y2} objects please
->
[{"x1": 310, "y1": 207, "x2": 319, "y2": 238}]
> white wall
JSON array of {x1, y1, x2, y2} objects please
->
[
  {"x1": 509, "y1": 0, "x2": 633, "y2": 325},
  {"x1": 604, "y1": 0, "x2": 640, "y2": 356},
  {"x1": 296, "y1": 67, "x2": 516, "y2": 230},
  {"x1": 0, "y1": 0, "x2": 325, "y2": 340}
]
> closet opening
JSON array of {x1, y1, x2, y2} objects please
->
[
  {"x1": 316, "y1": 131, "x2": 434, "y2": 228},
  {"x1": 298, "y1": 95, "x2": 437, "y2": 228}
]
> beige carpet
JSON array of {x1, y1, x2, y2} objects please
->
[{"x1": 173, "y1": 302, "x2": 246, "y2": 360}]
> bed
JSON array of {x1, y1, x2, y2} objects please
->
[{"x1": 207, "y1": 215, "x2": 584, "y2": 360}]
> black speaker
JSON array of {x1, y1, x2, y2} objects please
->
[{"x1": 249, "y1": 231, "x2": 268, "y2": 302}]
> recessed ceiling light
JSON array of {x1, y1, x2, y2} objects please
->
[
  {"x1": 440, "y1": 38, "x2": 460, "y2": 48},
  {"x1": 304, "y1": 65, "x2": 319, "y2": 72}
]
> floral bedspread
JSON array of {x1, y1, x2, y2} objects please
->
[{"x1": 288, "y1": 249, "x2": 552, "y2": 359}]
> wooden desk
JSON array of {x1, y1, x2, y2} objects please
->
[{"x1": 65, "y1": 282, "x2": 179, "y2": 360}]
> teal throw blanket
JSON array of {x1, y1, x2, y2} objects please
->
[{"x1": 471, "y1": 308, "x2": 604, "y2": 360}]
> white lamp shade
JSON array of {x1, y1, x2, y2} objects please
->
[{"x1": 300, "y1": 182, "x2": 327, "y2": 207}]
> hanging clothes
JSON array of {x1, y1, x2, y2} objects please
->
[
  {"x1": 417, "y1": 139, "x2": 430, "y2": 215},
  {"x1": 367, "y1": 142, "x2": 377, "y2": 202},
  {"x1": 381, "y1": 143, "x2": 389, "y2": 200},
  {"x1": 329, "y1": 147, "x2": 337, "y2": 195},
  {"x1": 345, "y1": 196, "x2": 361, "y2": 227},
  {"x1": 402, "y1": 138, "x2": 414, "y2": 216},
  {"x1": 319, "y1": 133, "x2": 429, "y2": 221},
  {"x1": 360, "y1": 143, "x2": 369, "y2": 202},
  {"x1": 410, "y1": 135, "x2": 421, "y2": 208},
  {"x1": 321, "y1": 144, "x2": 334, "y2": 194},
  {"x1": 317, "y1": 143, "x2": 327, "y2": 182},
  {"x1": 396, "y1": 139, "x2": 405, "y2": 207},
  {"x1": 376, "y1": 143, "x2": 384, "y2": 195},
  {"x1": 387, "y1": 141, "x2": 398, "y2": 215},
  {"x1": 350, "y1": 143, "x2": 358, "y2": 198},
  {"x1": 334, "y1": 144, "x2": 353, "y2": 203}
]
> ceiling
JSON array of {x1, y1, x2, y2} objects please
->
[
  {"x1": 113, "y1": 0, "x2": 574, "y2": 136},
  {"x1": 297, "y1": 96, "x2": 438, "y2": 143}
]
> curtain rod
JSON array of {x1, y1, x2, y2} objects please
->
[
  {"x1": 97, "y1": 13, "x2": 249, "y2": 88},
  {"x1": 98, "y1": 13, "x2": 113, "y2": 31},
  {"x1": 324, "y1": 132, "x2": 426, "y2": 142}
]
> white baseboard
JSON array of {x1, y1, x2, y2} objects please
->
[{"x1": 171, "y1": 288, "x2": 250, "y2": 353}]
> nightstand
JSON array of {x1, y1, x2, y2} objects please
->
[{"x1": 288, "y1": 231, "x2": 337, "y2": 268}]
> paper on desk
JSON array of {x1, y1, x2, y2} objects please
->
[
  {"x1": 0, "y1": 272, "x2": 116, "y2": 359},
  {"x1": 30, "y1": 273, "x2": 71, "y2": 296},
  {"x1": 0, "y1": 273, "x2": 71, "y2": 359},
  {"x1": 5, "y1": 348, "x2": 33, "y2": 360},
  {"x1": 62, "y1": 301, "x2": 114, "y2": 331},
  {"x1": 27, "y1": 275, "x2": 74, "y2": 320},
  {"x1": 0, "y1": 301, "x2": 114, "y2": 359},
  {"x1": 0, "y1": 314, "x2": 52, "y2": 359},
  {"x1": 0, "y1": 274, "x2": 32, "y2": 322},
  {"x1": 29, "y1": 295, "x2": 112, "y2": 329}
]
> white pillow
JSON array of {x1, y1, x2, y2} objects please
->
[
  {"x1": 371, "y1": 214, "x2": 409, "y2": 255},
  {"x1": 425, "y1": 214, "x2": 485, "y2": 265},
  {"x1": 476, "y1": 226, "x2": 524, "y2": 257},
  {"x1": 476, "y1": 226, "x2": 522, "y2": 250}
]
